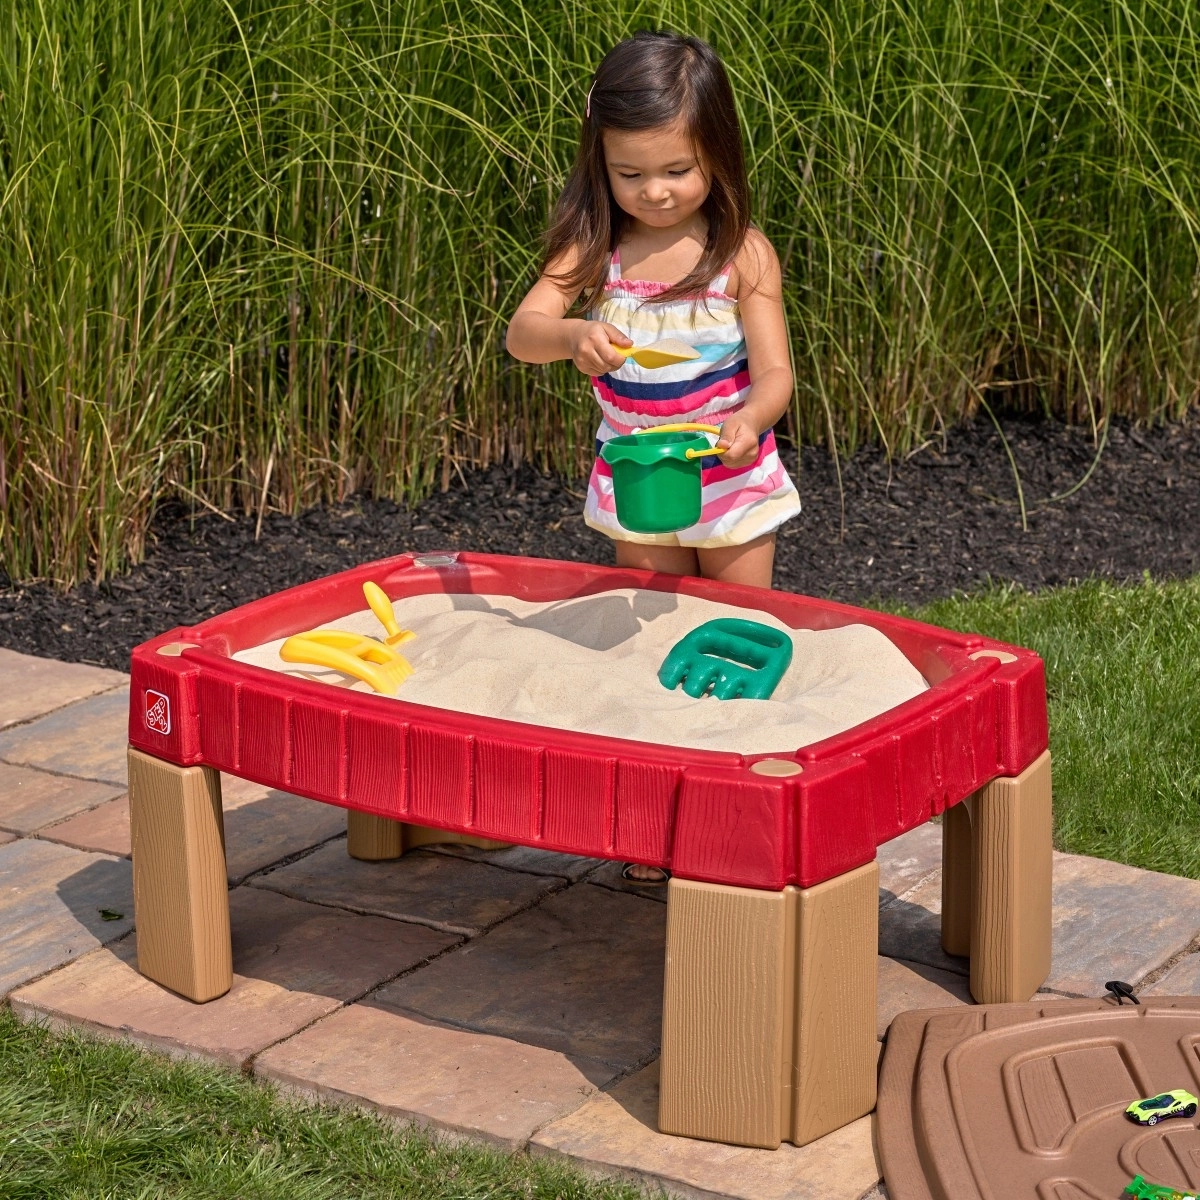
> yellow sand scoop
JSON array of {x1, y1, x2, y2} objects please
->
[
  {"x1": 280, "y1": 629, "x2": 413, "y2": 695},
  {"x1": 613, "y1": 338, "x2": 701, "y2": 369}
]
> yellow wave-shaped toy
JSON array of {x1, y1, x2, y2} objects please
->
[
  {"x1": 280, "y1": 629, "x2": 412, "y2": 695},
  {"x1": 280, "y1": 582, "x2": 417, "y2": 695}
]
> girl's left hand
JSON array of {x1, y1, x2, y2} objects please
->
[{"x1": 716, "y1": 415, "x2": 762, "y2": 469}]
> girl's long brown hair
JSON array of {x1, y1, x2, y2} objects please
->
[{"x1": 542, "y1": 31, "x2": 751, "y2": 310}]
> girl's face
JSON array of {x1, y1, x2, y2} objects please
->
[{"x1": 602, "y1": 120, "x2": 711, "y2": 233}]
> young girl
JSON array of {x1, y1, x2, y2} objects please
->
[{"x1": 506, "y1": 31, "x2": 801, "y2": 880}]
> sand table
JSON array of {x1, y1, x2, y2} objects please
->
[{"x1": 233, "y1": 589, "x2": 929, "y2": 756}]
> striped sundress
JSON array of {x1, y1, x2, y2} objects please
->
[{"x1": 583, "y1": 249, "x2": 802, "y2": 547}]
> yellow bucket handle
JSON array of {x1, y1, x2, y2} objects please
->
[{"x1": 634, "y1": 422, "x2": 728, "y2": 461}]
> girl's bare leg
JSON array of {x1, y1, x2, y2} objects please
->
[
  {"x1": 697, "y1": 532, "x2": 776, "y2": 589},
  {"x1": 614, "y1": 539, "x2": 699, "y2": 577}
]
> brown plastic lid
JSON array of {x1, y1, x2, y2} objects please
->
[{"x1": 877, "y1": 997, "x2": 1200, "y2": 1200}]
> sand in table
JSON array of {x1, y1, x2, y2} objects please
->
[{"x1": 234, "y1": 588, "x2": 929, "y2": 757}]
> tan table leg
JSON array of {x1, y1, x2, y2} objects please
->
[
  {"x1": 966, "y1": 749, "x2": 1053, "y2": 1003},
  {"x1": 941, "y1": 800, "x2": 973, "y2": 957},
  {"x1": 941, "y1": 751, "x2": 1053, "y2": 1001},
  {"x1": 659, "y1": 862, "x2": 878, "y2": 1148},
  {"x1": 346, "y1": 810, "x2": 509, "y2": 860},
  {"x1": 128, "y1": 747, "x2": 232, "y2": 1002}
]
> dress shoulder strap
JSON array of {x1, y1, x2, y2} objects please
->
[
  {"x1": 608, "y1": 248, "x2": 622, "y2": 284},
  {"x1": 713, "y1": 262, "x2": 734, "y2": 296}
]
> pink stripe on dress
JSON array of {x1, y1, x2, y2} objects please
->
[
  {"x1": 699, "y1": 465, "x2": 792, "y2": 524},
  {"x1": 593, "y1": 370, "x2": 752, "y2": 420},
  {"x1": 603, "y1": 277, "x2": 735, "y2": 302}
]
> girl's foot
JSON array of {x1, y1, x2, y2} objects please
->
[{"x1": 621, "y1": 862, "x2": 671, "y2": 886}]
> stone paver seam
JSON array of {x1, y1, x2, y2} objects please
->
[
  {"x1": 874, "y1": 956, "x2": 968, "y2": 1040},
  {"x1": 571, "y1": 1043, "x2": 663, "y2": 1106},
  {"x1": 423, "y1": 843, "x2": 591, "y2": 885},
  {"x1": 237, "y1": 1002, "x2": 372, "y2": 1081},
  {"x1": 1035, "y1": 984, "x2": 1129, "y2": 1002},
  {"x1": 0, "y1": 755, "x2": 126, "y2": 789},
  {"x1": 249, "y1": 1065, "x2": 563, "y2": 1166},
  {"x1": 351, "y1": 987, "x2": 652, "y2": 1078},
  {"x1": 326, "y1": 932, "x2": 471, "y2": 1003},
  {"x1": 1030, "y1": 905, "x2": 1200, "y2": 1002},
  {"x1": 0, "y1": 678, "x2": 130, "y2": 729},
  {"x1": 14, "y1": 930, "x2": 519, "y2": 1096},
  {"x1": 248, "y1": 864, "x2": 579, "y2": 940},
  {"x1": 225, "y1": 828, "x2": 351, "y2": 887},
  {"x1": 8, "y1": 807, "x2": 880, "y2": 1185},
  {"x1": 241, "y1": 874, "x2": 662, "y2": 1110},
  {"x1": 877, "y1": 867, "x2": 942, "y2": 911},
  {"x1": 0, "y1": 682, "x2": 131, "y2": 736},
  {"x1": 4, "y1": 935, "x2": 135, "y2": 1005},
  {"x1": 8, "y1": 865, "x2": 871, "y2": 1200},
  {"x1": 260, "y1": 1003, "x2": 621, "y2": 1155},
  {"x1": 10, "y1": 1008, "x2": 625, "y2": 1200},
  {"x1": 451, "y1": 871, "x2": 595, "y2": 935},
  {"x1": 0, "y1": 757, "x2": 127, "y2": 791},
  {"x1": 232, "y1": 835, "x2": 412, "y2": 892},
  {"x1": 238, "y1": 881, "x2": 474, "y2": 1016},
  {"x1": 223, "y1": 829, "x2": 583, "y2": 923},
  {"x1": 244, "y1": 878, "x2": 482, "y2": 937},
  {"x1": 584, "y1": 875, "x2": 671, "y2": 906},
  {"x1": 1126, "y1": 927, "x2": 1200, "y2": 993},
  {"x1": 31, "y1": 794, "x2": 130, "y2": 844}
]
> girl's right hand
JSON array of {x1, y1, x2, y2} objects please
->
[{"x1": 570, "y1": 322, "x2": 632, "y2": 376}]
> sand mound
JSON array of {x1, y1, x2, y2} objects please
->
[{"x1": 234, "y1": 588, "x2": 928, "y2": 756}]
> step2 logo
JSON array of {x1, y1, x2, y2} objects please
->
[{"x1": 144, "y1": 690, "x2": 171, "y2": 735}]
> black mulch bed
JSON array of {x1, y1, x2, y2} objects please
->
[{"x1": 3, "y1": 413, "x2": 1199, "y2": 673}]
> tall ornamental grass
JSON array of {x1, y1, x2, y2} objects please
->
[{"x1": 3, "y1": 0, "x2": 1200, "y2": 584}]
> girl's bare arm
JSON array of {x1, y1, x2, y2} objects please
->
[
  {"x1": 506, "y1": 251, "x2": 631, "y2": 374},
  {"x1": 717, "y1": 230, "x2": 794, "y2": 467}
]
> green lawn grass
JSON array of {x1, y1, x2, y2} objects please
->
[
  {"x1": 2, "y1": 574, "x2": 1197, "y2": 1197},
  {"x1": 905, "y1": 574, "x2": 1200, "y2": 879},
  {"x1": 0, "y1": 1009, "x2": 643, "y2": 1199}
]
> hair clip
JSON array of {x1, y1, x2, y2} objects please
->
[{"x1": 585, "y1": 82, "x2": 595, "y2": 119}]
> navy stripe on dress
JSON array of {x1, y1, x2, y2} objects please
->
[{"x1": 596, "y1": 358, "x2": 748, "y2": 402}]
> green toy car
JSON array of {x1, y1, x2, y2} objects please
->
[
  {"x1": 1125, "y1": 1090, "x2": 1199, "y2": 1126},
  {"x1": 1124, "y1": 1173, "x2": 1199, "y2": 1200}
]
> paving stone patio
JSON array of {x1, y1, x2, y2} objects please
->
[{"x1": 2, "y1": 646, "x2": 1198, "y2": 1200}]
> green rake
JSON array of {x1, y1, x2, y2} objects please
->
[{"x1": 657, "y1": 618, "x2": 794, "y2": 701}]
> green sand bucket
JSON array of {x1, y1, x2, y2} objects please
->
[{"x1": 599, "y1": 422, "x2": 728, "y2": 534}]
